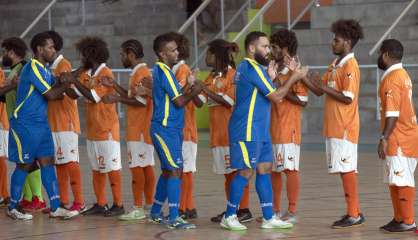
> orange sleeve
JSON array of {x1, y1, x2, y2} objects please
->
[
  {"x1": 94, "y1": 68, "x2": 115, "y2": 98},
  {"x1": 55, "y1": 60, "x2": 72, "y2": 76},
  {"x1": 340, "y1": 64, "x2": 358, "y2": 100},
  {"x1": 176, "y1": 64, "x2": 191, "y2": 87},
  {"x1": 130, "y1": 68, "x2": 152, "y2": 97},
  {"x1": 383, "y1": 77, "x2": 401, "y2": 118},
  {"x1": 0, "y1": 69, "x2": 5, "y2": 88}
]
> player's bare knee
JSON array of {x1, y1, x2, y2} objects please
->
[
  {"x1": 37, "y1": 157, "x2": 55, "y2": 167},
  {"x1": 16, "y1": 163, "x2": 33, "y2": 172},
  {"x1": 256, "y1": 162, "x2": 273, "y2": 174},
  {"x1": 238, "y1": 169, "x2": 253, "y2": 179}
]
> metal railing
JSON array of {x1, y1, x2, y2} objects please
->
[
  {"x1": 288, "y1": 0, "x2": 321, "y2": 30},
  {"x1": 369, "y1": 0, "x2": 416, "y2": 56},
  {"x1": 20, "y1": 0, "x2": 57, "y2": 38}
]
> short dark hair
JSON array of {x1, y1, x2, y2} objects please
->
[
  {"x1": 30, "y1": 32, "x2": 52, "y2": 54},
  {"x1": 75, "y1": 36, "x2": 109, "y2": 64},
  {"x1": 1, "y1": 37, "x2": 27, "y2": 58},
  {"x1": 244, "y1": 31, "x2": 267, "y2": 52},
  {"x1": 168, "y1": 32, "x2": 190, "y2": 60},
  {"x1": 380, "y1": 39, "x2": 403, "y2": 60},
  {"x1": 44, "y1": 30, "x2": 63, "y2": 51},
  {"x1": 121, "y1": 39, "x2": 144, "y2": 59},
  {"x1": 153, "y1": 33, "x2": 176, "y2": 58},
  {"x1": 270, "y1": 29, "x2": 298, "y2": 56},
  {"x1": 331, "y1": 19, "x2": 364, "y2": 48}
]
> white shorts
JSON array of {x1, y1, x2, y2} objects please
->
[
  {"x1": 127, "y1": 141, "x2": 154, "y2": 168},
  {"x1": 182, "y1": 141, "x2": 197, "y2": 173},
  {"x1": 212, "y1": 146, "x2": 235, "y2": 175},
  {"x1": 86, "y1": 140, "x2": 121, "y2": 173},
  {"x1": 384, "y1": 149, "x2": 417, "y2": 187},
  {"x1": 326, "y1": 138, "x2": 358, "y2": 174},
  {"x1": 52, "y1": 131, "x2": 79, "y2": 165},
  {"x1": 0, "y1": 129, "x2": 8, "y2": 157},
  {"x1": 272, "y1": 143, "x2": 300, "y2": 172}
]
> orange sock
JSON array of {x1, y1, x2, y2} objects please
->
[
  {"x1": 144, "y1": 166, "x2": 155, "y2": 205},
  {"x1": 56, "y1": 164, "x2": 70, "y2": 205},
  {"x1": 179, "y1": 172, "x2": 189, "y2": 212},
  {"x1": 389, "y1": 185, "x2": 402, "y2": 222},
  {"x1": 92, "y1": 170, "x2": 107, "y2": 206},
  {"x1": 398, "y1": 186, "x2": 415, "y2": 224},
  {"x1": 130, "y1": 167, "x2": 145, "y2": 208},
  {"x1": 186, "y1": 172, "x2": 195, "y2": 210},
  {"x1": 108, "y1": 170, "x2": 122, "y2": 207},
  {"x1": 285, "y1": 170, "x2": 300, "y2": 214},
  {"x1": 271, "y1": 172, "x2": 282, "y2": 212},
  {"x1": 67, "y1": 162, "x2": 84, "y2": 205},
  {"x1": 340, "y1": 171, "x2": 360, "y2": 218},
  {"x1": 0, "y1": 157, "x2": 8, "y2": 199}
]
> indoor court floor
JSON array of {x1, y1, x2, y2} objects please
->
[{"x1": 0, "y1": 134, "x2": 417, "y2": 240}]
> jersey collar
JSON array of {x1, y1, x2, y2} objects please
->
[
  {"x1": 334, "y1": 52, "x2": 355, "y2": 68},
  {"x1": 87, "y1": 63, "x2": 106, "y2": 77},
  {"x1": 172, "y1": 60, "x2": 185, "y2": 75},
  {"x1": 130, "y1": 62, "x2": 147, "y2": 76},
  {"x1": 50, "y1": 54, "x2": 64, "y2": 70},
  {"x1": 32, "y1": 58, "x2": 46, "y2": 69},
  {"x1": 381, "y1": 63, "x2": 403, "y2": 82}
]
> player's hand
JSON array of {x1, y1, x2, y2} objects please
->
[
  {"x1": 187, "y1": 69, "x2": 199, "y2": 85},
  {"x1": 378, "y1": 138, "x2": 388, "y2": 160},
  {"x1": 284, "y1": 55, "x2": 299, "y2": 71},
  {"x1": 136, "y1": 84, "x2": 151, "y2": 97},
  {"x1": 190, "y1": 81, "x2": 203, "y2": 95},
  {"x1": 293, "y1": 66, "x2": 309, "y2": 80},
  {"x1": 141, "y1": 76, "x2": 153, "y2": 89},
  {"x1": 101, "y1": 93, "x2": 119, "y2": 104},
  {"x1": 100, "y1": 76, "x2": 114, "y2": 88},
  {"x1": 267, "y1": 60, "x2": 278, "y2": 80},
  {"x1": 309, "y1": 71, "x2": 323, "y2": 89}
]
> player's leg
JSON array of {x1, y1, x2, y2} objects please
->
[
  {"x1": 56, "y1": 164, "x2": 70, "y2": 207},
  {"x1": 8, "y1": 163, "x2": 32, "y2": 220},
  {"x1": 0, "y1": 156, "x2": 9, "y2": 205},
  {"x1": 143, "y1": 165, "x2": 155, "y2": 210},
  {"x1": 67, "y1": 161, "x2": 85, "y2": 211}
]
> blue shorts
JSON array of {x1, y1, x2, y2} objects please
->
[
  {"x1": 230, "y1": 141, "x2": 273, "y2": 169},
  {"x1": 150, "y1": 122, "x2": 183, "y2": 171},
  {"x1": 8, "y1": 121, "x2": 54, "y2": 164}
]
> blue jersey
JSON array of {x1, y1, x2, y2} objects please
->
[
  {"x1": 12, "y1": 59, "x2": 54, "y2": 127},
  {"x1": 151, "y1": 62, "x2": 184, "y2": 129},
  {"x1": 228, "y1": 58, "x2": 276, "y2": 142}
]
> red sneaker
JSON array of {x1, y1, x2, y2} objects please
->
[
  {"x1": 415, "y1": 228, "x2": 418, "y2": 234},
  {"x1": 19, "y1": 199, "x2": 32, "y2": 211},
  {"x1": 31, "y1": 196, "x2": 47, "y2": 211},
  {"x1": 70, "y1": 202, "x2": 86, "y2": 213}
]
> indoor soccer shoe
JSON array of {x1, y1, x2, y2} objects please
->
[
  {"x1": 7, "y1": 208, "x2": 33, "y2": 220},
  {"x1": 211, "y1": 211, "x2": 225, "y2": 223},
  {"x1": 83, "y1": 203, "x2": 109, "y2": 215},
  {"x1": 119, "y1": 207, "x2": 146, "y2": 221},
  {"x1": 104, "y1": 204, "x2": 125, "y2": 217},
  {"x1": 165, "y1": 217, "x2": 196, "y2": 229},
  {"x1": 237, "y1": 208, "x2": 253, "y2": 223},
  {"x1": 381, "y1": 222, "x2": 416, "y2": 233},
  {"x1": 332, "y1": 213, "x2": 365, "y2": 228},
  {"x1": 261, "y1": 215, "x2": 293, "y2": 229},
  {"x1": 379, "y1": 218, "x2": 400, "y2": 231},
  {"x1": 221, "y1": 214, "x2": 247, "y2": 231},
  {"x1": 149, "y1": 213, "x2": 164, "y2": 224},
  {"x1": 281, "y1": 211, "x2": 298, "y2": 224},
  {"x1": 50, "y1": 207, "x2": 79, "y2": 219}
]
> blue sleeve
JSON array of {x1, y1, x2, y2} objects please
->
[
  {"x1": 159, "y1": 66, "x2": 182, "y2": 100},
  {"x1": 30, "y1": 61, "x2": 52, "y2": 94},
  {"x1": 249, "y1": 64, "x2": 276, "y2": 96}
]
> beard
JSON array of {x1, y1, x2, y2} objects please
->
[
  {"x1": 254, "y1": 52, "x2": 269, "y2": 66},
  {"x1": 377, "y1": 55, "x2": 387, "y2": 70},
  {"x1": 1, "y1": 55, "x2": 13, "y2": 67}
]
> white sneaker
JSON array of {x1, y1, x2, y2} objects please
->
[
  {"x1": 280, "y1": 211, "x2": 297, "y2": 224},
  {"x1": 118, "y1": 208, "x2": 146, "y2": 221},
  {"x1": 220, "y1": 214, "x2": 247, "y2": 231},
  {"x1": 261, "y1": 214, "x2": 293, "y2": 229},
  {"x1": 7, "y1": 208, "x2": 33, "y2": 220},
  {"x1": 50, "y1": 207, "x2": 79, "y2": 219}
]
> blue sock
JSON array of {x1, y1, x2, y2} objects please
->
[
  {"x1": 225, "y1": 174, "x2": 248, "y2": 218},
  {"x1": 9, "y1": 167, "x2": 28, "y2": 210},
  {"x1": 150, "y1": 175, "x2": 168, "y2": 216},
  {"x1": 40, "y1": 165, "x2": 60, "y2": 211},
  {"x1": 167, "y1": 176, "x2": 181, "y2": 221},
  {"x1": 256, "y1": 173, "x2": 274, "y2": 220}
]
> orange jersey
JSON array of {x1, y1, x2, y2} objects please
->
[
  {"x1": 173, "y1": 61, "x2": 198, "y2": 143},
  {"x1": 47, "y1": 55, "x2": 81, "y2": 133},
  {"x1": 379, "y1": 63, "x2": 418, "y2": 157},
  {"x1": 322, "y1": 53, "x2": 360, "y2": 143},
  {"x1": 79, "y1": 63, "x2": 120, "y2": 141},
  {"x1": 0, "y1": 68, "x2": 9, "y2": 130},
  {"x1": 126, "y1": 63, "x2": 153, "y2": 143},
  {"x1": 270, "y1": 70, "x2": 308, "y2": 144},
  {"x1": 203, "y1": 68, "x2": 236, "y2": 147}
]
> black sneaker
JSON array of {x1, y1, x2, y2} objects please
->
[
  {"x1": 382, "y1": 221, "x2": 416, "y2": 233},
  {"x1": 104, "y1": 204, "x2": 125, "y2": 217},
  {"x1": 83, "y1": 203, "x2": 109, "y2": 216},
  {"x1": 186, "y1": 209, "x2": 198, "y2": 219},
  {"x1": 210, "y1": 211, "x2": 225, "y2": 223},
  {"x1": 179, "y1": 210, "x2": 187, "y2": 219},
  {"x1": 332, "y1": 213, "x2": 365, "y2": 229},
  {"x1": 237, "y1": 208, "x2": 253, "y2": 223},
  {"x1": 379, "y1": 218, "x2": 401, "y2": 231},
  {"x1": 0, "y1": 197, "x2": 9, "y2": 207}
]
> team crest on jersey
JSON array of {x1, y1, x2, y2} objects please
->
[
  {"x1": 347, "y1": 73, "x2": 353, "y2": 79},
  {"x1": 24, "y1": 153, "x2": 30, "y2": 160},
  {"x1": 234, "y1": 71, "x2": 241, "y2": 83},
  {"x1": 385, "y1": 90, "x2": 393, "y2": 98},
  {"x1": 341, "y1": 157, "x2": 351, "y2": 163},
  {"x1": 139, "y1": 152, "x2": 146, "y2": 159}
]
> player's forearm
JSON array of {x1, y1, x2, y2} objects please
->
[
  {"x1": 381, "y1": 117, "x2": 398, "y2": 139},
  {"x1": 117, "y1": 95, "x2": 146, "y2": 107},
  {"x1": 285, "y1": 91, "x2": 307, "y2": 107},
  {"x1": 44, "y1": 83, "x2": 67, "y2": 100},
  {"x1": 114, "y1": 82, "x2": 128, "y2": 97},
  {"x1": 65, "y1": 87, "x2": 80, "y2": 99},
  {"x1": 72, "y1": 80, "x2": 96, "y2": 102},
  {"x1": 0, "y1": 83, "x2": 17, "y2": 96},
  {"x1": 202, "y1": 87, "x2": 232, "y2": 107},
  {"x1": 302, "y1": 77, "x2": 323, "y2": 96},
  {"x1": 192, "y1": 94, "x2": 204, "y2": 108},
  {"x1": 322, "y1": 86, "x2": 352, "y2": 104}
]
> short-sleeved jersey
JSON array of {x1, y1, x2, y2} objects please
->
[
  {"x1": 379, "y1": 63, "x2": 418, "y2": 157},
  {"x1": 228, "y1": 58, "x2": 276, "y2": 142},
  {"x1": 203, "y1": 68, "x2": 236, "y2": 147},
  {"x1": 0, "y1": 68, "x2": 9, "y2": 130},
  {"x1": 173, "y1": 61, "x2": 197, "y2": 143},
  {"x1": 322, "y1": 53, "x2": 360, "y2": 143},
  {"x1": 79, "y1": 63, "x2": 120, "y2": 141},
  {"x1": 126, "y1": 63, "x2": 153, "y2": 143},
  {"x1": 270, "y1": 70, "x2": 308, "y2": 144},
  {"x1": 13, "y1": 58, "x2": 54, "y2": 127},
  {"x1": 151, "y1": 62, "x2": 184, "y2": 129},
  {"x1": 47, "y1": 55, "x2": 81, "y2": 133}
]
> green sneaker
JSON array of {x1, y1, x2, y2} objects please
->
[{"x1": 118, "y1": 208, "x2": 146, "y2": 221}]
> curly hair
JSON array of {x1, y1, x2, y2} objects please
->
[
  {"x1": 121, "y1": 39, "x2": 144, "y2": 59},
  {"x1": 30, "y1": 32, "x2": 52, "y2": 54},
  {"x1": 75, "y1": 36, "x2": 109, "y2": 65},
  {"x1": 1, "y1": 37, "x2": 27, "y2": 58},
  {"x1": 331, "y1": 19, "x2": 364, "y2": 48},
  {"x1": 207, "y1": 39, "x2": 239, "y2": 74},
  {"x1": 44, "y1": 30, "x2": 63, "y2": 52},
  {"x1": 168, "y1": 32, "x2": 190, "y2": 60},
  {"x1": 270, "y1": 29, "x2": 298, "y2": 56}
]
